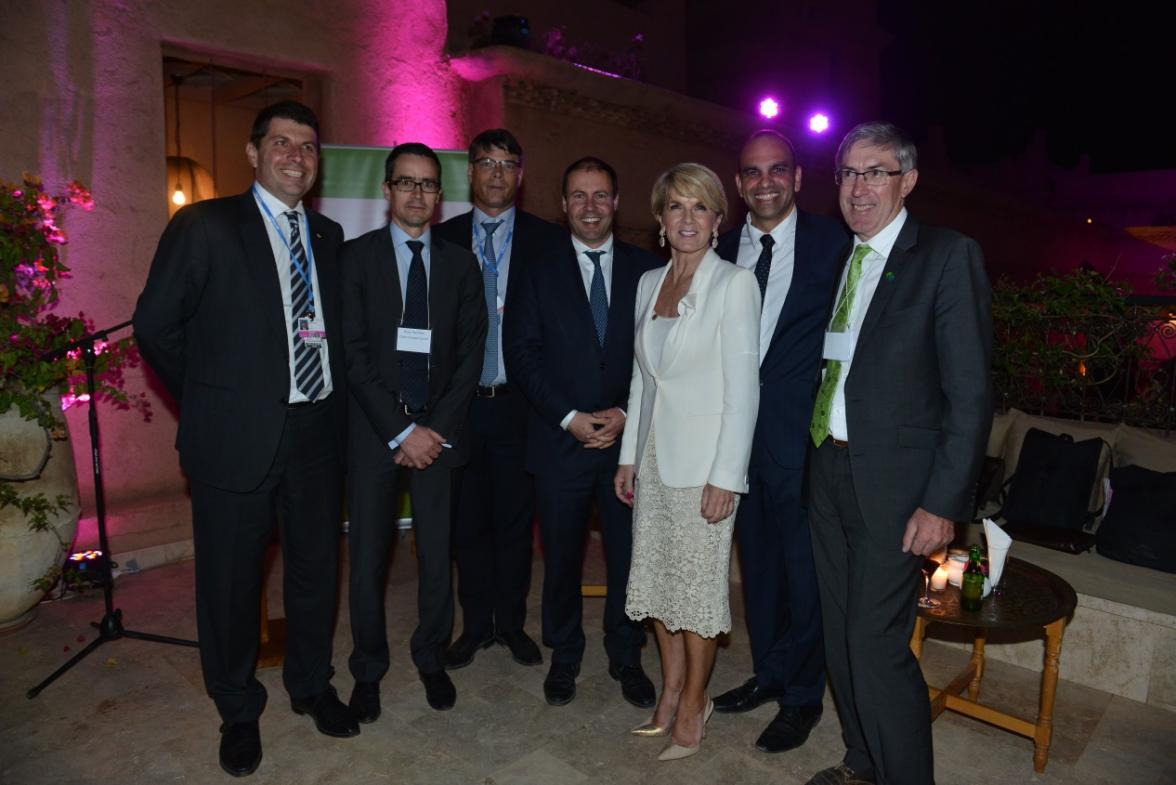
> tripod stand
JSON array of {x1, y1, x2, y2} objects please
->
[{"x1": 27, "y1": 319, "x2": 197, "y2": 699}]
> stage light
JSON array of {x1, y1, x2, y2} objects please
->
[
  {"x1": 759, "y1": 98, "x2": 780, "y2": 119},
  {"x1": 63, "y1": 550, "x2": 110, "y2": 589},
  {"x1": 809, "y1": 113, "x2": 831, "y2": 133}
]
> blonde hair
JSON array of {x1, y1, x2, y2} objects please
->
[{"x1": 650, "y1": 162, "x2": 727, "y2": 221}]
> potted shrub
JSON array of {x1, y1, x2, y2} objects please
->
[{"x1": 0, "y1": 173, "x2": 148, "y2": 629}]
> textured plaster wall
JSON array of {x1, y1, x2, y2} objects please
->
[{"x1": 0, "y1": 0, "x2": 461, "y2": 553}]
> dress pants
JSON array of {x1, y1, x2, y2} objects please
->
[
  {"x1": 190, "y1": 398, "x2": 343, "y2": 725},
  {"x1": 735, "y1": 463, "x2": 825, "y2": 706},
  {"x1": 348, "y1": 451, "x2": 456, "y2": 678},
  {"x1": 452, "y1": 394, "x2": 534, "y2": 638},
  {"x1": 535, "y1": 463, "x2": 646, "y2": 666},
  {"x1": 808, "y1": 439, "x2": 933, "y2": 785}
]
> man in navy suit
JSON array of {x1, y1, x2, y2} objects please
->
[
  {"x1": 134, "y1": 101, "x2": 357, "y2": 777},
  {"x1": 504, "y1": 157, "x2": 660, "y2": 707},
  {"x1": 713, "y1": 130, "x2": 848, "y2": 753},
  {"x1": 434, "y1": 130, "x2": 564, "y2": 671}
]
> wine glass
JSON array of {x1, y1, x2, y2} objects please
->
[{"x1": 918, "y1": 554, "x2": 943, "y2": 609}]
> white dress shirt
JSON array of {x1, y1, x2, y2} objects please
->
[
  {"x1": 252, "y1": 182, "x2": 333, "y2": 404},
  {"x1": 560, "y1": 234, "x2": 616, "y2": 430},
  {"x1": 827, "y1": 208, "x2": 909, "y2": 440},
  {"x1": 733, "y1": 209, "x2": 797, "y2": 365}
]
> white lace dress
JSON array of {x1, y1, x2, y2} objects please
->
[{"x1": 624, "y1": 319, "x2": 738, "y2": 639}]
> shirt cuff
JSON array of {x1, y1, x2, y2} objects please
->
[
  {"x1": 388, "y1": 422, "x2": 416, "y2": 451},
  {"x1": 560, "y1": 410, "x2": 578, "y2": 430}
]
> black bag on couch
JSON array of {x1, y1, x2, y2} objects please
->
[
  {"x1": 1000, "y1": 427, "x2": 1106, "y2": 553},
  {"x1": 1095, "y1": 465, "x2": 1176, "y2": 573}
]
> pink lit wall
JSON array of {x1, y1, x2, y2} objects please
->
[{"x1": 0, "y1": 0, "x2": 463, "y2": 556}]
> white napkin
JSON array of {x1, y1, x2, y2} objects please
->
[{"x1": 983, "y1": 517, "x2": 1012, "y2": 591}]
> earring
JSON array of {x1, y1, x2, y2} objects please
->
[
  {"x1": 658, "y1": 227, "x2": 666, "y2": 248},
  {"x1": 710, "y1": 227, "x2": 719, "y2": 249}
]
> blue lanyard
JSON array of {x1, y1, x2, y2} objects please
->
[
  {"x1": 476, "y1": 223, "x2": 514, "y2": 275},
  {"x1": 253, "y1": 186, "x2": 316, "y2": 298}
]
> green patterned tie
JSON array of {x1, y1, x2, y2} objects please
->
[{"x1": 809, "y1": 243, "x2": 872, "y2": 446}]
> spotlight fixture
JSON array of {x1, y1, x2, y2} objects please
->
[
  {"x1": 809, "y1": 113, "x2": 831, "y2": 133},
  {"x1": 758, "y1": 97, "x2": 780, "y2": 120}
]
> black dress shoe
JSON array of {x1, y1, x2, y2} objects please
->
[
  {"x1": 495, "y1": 629, "x2": 542, "y2": 666},
  {"x1": 756, "y1": 704, "x2": 823, "y2": 753},
  {"x1": 420, "y1": 669, "x2": 457, "y2": 710},
  {"x1": 713, "y1": 676, "x2": 785, "y2": 714},
  {"x1": 543, "y1": 662, "x2": 580, "y2": 706},
  {"x1": 608, "y1": 662, "x2": 656, "y2": 709},
  {"x1": 444, "y1": 632, "x2": 494, "y2": 670},
  {"x1": 290, "y1": 687, "x2": 360, "y2": 738},
  {"x1": 349, "y1": 681, "x2": 381, "y2": 724},
  {"x1": 218, "y1": 721, "x2": 261, "y2": 778},
  {"x1": 804, "y1": 763, "x2": 876, "y2": 785}
]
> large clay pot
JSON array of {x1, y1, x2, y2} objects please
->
[{"x1": 0, "y1": 398, "x2": 81, "y2": 631}]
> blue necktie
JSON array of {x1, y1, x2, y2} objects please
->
[
  {"x1": 479, "y1": 220, "x2": 503, "y2": 385},
  {"x1": 286, "y1": 211, "x2": 324, "y2": 401},
  {"x1": 585, "y1": 250, "x2": 608, "y2": 346},
  {"x1": 398, "y1": 239, "x2": 428, "y2": 410}
]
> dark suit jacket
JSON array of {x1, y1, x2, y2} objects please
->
[
  {"x1": 717, "y1": 210, "x2": 848, "y2": 472},
  {"x1": 133, "y1": 191, "x2": 346, "y2": 493},
  {"x1": 340, "y1": 226, "x2": 487, "y2": 467},
  {"x1": 840, "y1": 215, "x2": 993, "y2": 529},
  {"x1": 504, "y1": 235, "x2": 662, "y2": 476}
]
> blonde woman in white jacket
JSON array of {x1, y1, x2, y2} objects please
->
[{"x1": 614, "y1": 163, "x2": 760, "y2": 760}]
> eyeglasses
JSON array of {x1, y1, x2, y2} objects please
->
[
  {"x1": 740, "y1": 164, "x2": 793, "y2": 180},
  {"x1": 389, "y1": 177, "x2": 441, "y2": 193},
  {"x1": 834, "y1": 168, "x2": 904, "y2": 186},
  {"x1": 472, "y1": 157, "x2": 520, "y2": 173}
]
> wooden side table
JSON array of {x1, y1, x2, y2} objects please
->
[{"x1": 910, "y1": 557, "x2": 1077, "y2": 772}]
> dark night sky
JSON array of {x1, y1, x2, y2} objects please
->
[{"x1": 878, "y1": 1, "x2": 1173, "y2": 172}]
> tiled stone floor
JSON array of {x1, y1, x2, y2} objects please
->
[{"x1": 2, "y1": 535, "x2": 1173, "y2": 785}]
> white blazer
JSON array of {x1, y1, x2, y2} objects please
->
[{"x1": 618, "y1": 250, "x2": 761, "y2": 492}]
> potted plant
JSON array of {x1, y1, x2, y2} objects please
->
[{"x1": 0, "y1": 173, "x2": 149, "y2": 630}]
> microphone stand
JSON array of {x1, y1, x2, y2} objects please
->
[{"x1": 28, "y1": 319, "x2": 197, "y2": 699}]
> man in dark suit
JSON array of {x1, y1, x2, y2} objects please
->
[
  {"x1": 504, "y1": 157, "x2": 660, "y2": 707},
  {"x1": 805, "y1": 122, "x2": 992, "y2": 785},
  {"x1": 434, "y1": 129, "x2": 563, "y2": 670},
  {"x1": 341, "y1": 143, "x2": 487, "y2": 718},
  {"x1": 134, "y1": 101, "x2": 358, "y2": 778},
  {"x1": 712, "y1": 131, "x2": 847, "y2": 753}
]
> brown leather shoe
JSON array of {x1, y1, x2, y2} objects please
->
[{"x1": 804, "y1": 763, "x2": 876, "y2": 785}]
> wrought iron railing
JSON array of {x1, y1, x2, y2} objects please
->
[{"x1": 992, "y1": 272, "x2": 1176, "y2": 434}]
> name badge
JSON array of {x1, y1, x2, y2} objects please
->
[
  {"x1": 397, "y1": 327, "x2": 432, "y2": 354},
  {"x1": 298, "y1": 316, "x2": 327, "y2": 347},
  {"x1": 823, "y1": 331, "x2": 853, "y2": 362}
]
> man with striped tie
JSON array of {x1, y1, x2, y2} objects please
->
[{"x1": 134, "y1": 101, "x2": 356, "y2": 777}]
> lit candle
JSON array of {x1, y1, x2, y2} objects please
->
[
  {"x1": 947, "y1": 555, "x2": 968, "y2": 587},
  {"x1": 930, "y1": 565, "x2": 949, "y2": 591}
]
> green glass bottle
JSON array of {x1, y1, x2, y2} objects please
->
[{"x1": 961, "y1": 544, "x2": 985, "y2": 612}]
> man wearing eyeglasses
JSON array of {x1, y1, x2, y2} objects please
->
[
  {"x1": 435, "y1": 129, "x2": 564, "y2": 672},
  {"x1": 341, "y1": 143, "x2": 487, "y2": 718},
  {"x1": 711, "y1": 130, "x2": 847, "y2": 754},
  {"x1": 804, "y1": 122, "x2": 991, "y2": 785}
]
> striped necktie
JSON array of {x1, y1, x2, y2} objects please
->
[{"x1": 286, "y1": 211, "x2": 324, "y2": 401}]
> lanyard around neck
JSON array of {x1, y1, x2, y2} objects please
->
[{"x1": 254, "y1": 185, "x2": 316, "y2": 295}]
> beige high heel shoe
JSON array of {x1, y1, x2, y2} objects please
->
[{"x1": 657, "y1": 698, "x2": 713, "y2": 761}]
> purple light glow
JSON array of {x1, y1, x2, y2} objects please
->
[
  {"x1": 809, "y1": 113, "x2": 831, "y2": 133},
  {"x1": 759, "y1": 98, "x2": 780, "y2": 119}
]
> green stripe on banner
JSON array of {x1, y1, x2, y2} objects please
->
[{"x1": 319, "y1": 145, "x2": 469, "y2": 201}]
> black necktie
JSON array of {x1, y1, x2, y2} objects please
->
[
  {"x1": 399, "y1": 239, "x2": 428, "y2": 410},
  {"x1": 753, "y1": 233, "x2": 775, "y2": 302},
  {"x1": 286, "y1": 211, "x2": 324, "y2": 401}
]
